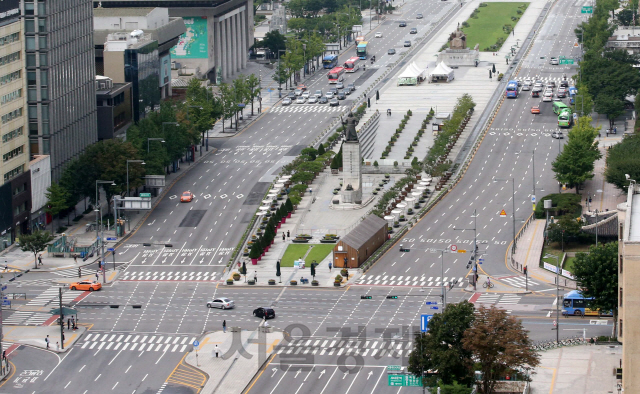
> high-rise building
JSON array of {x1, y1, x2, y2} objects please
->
[
  {"x1": 0, "y1": 0, "x2": 31, "y2": 250},
  {"x1": 23, "y1": 0, "x2": 98, "y2": 180}
]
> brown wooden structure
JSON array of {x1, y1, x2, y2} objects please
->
[{"x1": 333, "y1": 215, "x2": 388, "y2": 268}]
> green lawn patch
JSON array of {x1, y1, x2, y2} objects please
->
[
  {"x1": 281, "y1": 245, "x2": 312, "y2": 267},
  {"x1": 462, "y1": 2, "x2": 529, "y2": 51},
  {"x1": 563, "y1": 256, "x2": 576, "y2": 273},
  {"x1": 305, "y1": 244, "x2": 335, "y2": 265}
]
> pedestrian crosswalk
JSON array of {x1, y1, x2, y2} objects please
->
[
  {"x1": 270, "y1": 105, "x2": 346, "y2": 114},
  {"x1": 275, "y1": 338, "x2": 413, "y2": 358},
  {"x1": 472, "y1": 293, "x2": 521, "y2": 313},
  {"x1": 354, "y1": 275, "x2": 465, "y2": 287},
  {"x1": 3, "y1": 311, "x2": 51, "y2": 326},
  {"x1": 498, "y1": 275, "x2": 539, "y2": 289},
  {"x1": 26, "y1": 286, "x2": 78, "y2": 306},
  {"x1": 118, "y1": 271, "x2": 220, "y2": 281},
  {"x1": 78, "y1": 333, "x2": 196, "y2": 354}
]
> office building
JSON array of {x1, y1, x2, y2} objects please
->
[
  {"x1": 0, "y1": 0, "x2": 31, "y2": 250},
  {"x1": 95, "y1": 75, "x2": 132, "y2": 140},
  {"x1": 24, "y1": 0, "x2": 98, "y2": 181}
]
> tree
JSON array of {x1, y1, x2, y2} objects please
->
[
  {"x1": 572, "y1": 242, "x2": 618, "y2": 335},
  {"x1": 45, "y1": 182, "x2": 69, "y2": 233},
  {"x1": 262, "y1": 30, "x2": 286, "y2": 58},
  {"x1": 218, "y1": 83, "x2": 237, "y2": 129},
  {"x1": 594, "y1": 94, "x2": 624, "y2": 129},
  {"x1": 249, "y1": 241, "x2": 261, "y2": 261},
  {"x1": 317, "y1": 143, "x2": 325, "y2": 156},
  {"x1": 546, "y1": 215, "x2": 582, "y2": 244},
  {"x1": 285, "y1": 198, "x2": 294, "y2": 214},
  {"x1": 20, "y1": 231, "x2": 54, "y2": 269},
  {"x1": 605, "y1": 133, "x2": 640, "y2": 191},
  {"x1": 462, "y1": 305, "x2": 540, "y2": 394},
  {"x1": 551, "y1": 116, "x2": 601, "y2": 193},
  {"x1": 246, "y1": 74, "x2": 261, "y2": 115},
  {"x1": 572, "y1": 82, "x2": 594, "y2": 117},
  {"x1": 408, "y1": 301, "x2": 476, "y2": 388}
]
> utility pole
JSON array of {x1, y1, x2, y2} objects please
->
[{"x1": 59, "y1": 287, "x2": 64, "y2": 350}]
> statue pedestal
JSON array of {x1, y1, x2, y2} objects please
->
[{"x1": 340, "y1": 141, "x2": 362, "y2": 204}]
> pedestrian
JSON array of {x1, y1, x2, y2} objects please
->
[
  {"x1": 254, "y1": 271, "x2": 257, "y2": 283},
  {"x1": 214, "y1": 344, "x2": 219, "y2": 358},
  {"x1": 606, "y1": 130, "x2": 609, "y2": 137},
  {"x1": 223, "y1": 320, "x2": 226, "y2": 333},
  {"x1": 95, "y1": 272, "x2": 99, "y2": 282},
  {"x1": 2, "y1": 350, "x2": 6, "y2": 360},
  {"x1": 67, "y1": 318, "x2": 71, "y2": 330},
  {"x1": 286, "y1": 230, "x2": 290, "y2": 239},
  {"x1": 329, "y1": 262, "x2": 332, "y2": 272},
  {"x1": 282, "y1": 232, "x2": 285, "y2": 241},
  {"x1": 73, "y1": 317, "x2": 77, "y2": 330},
  {"x1": 309, "y1": 188, "x2": 312, "y2": 195},
  {"x1": 38, "y1": 254, "x2": 43, "y2": 266},
  {"x1": 74, "y1": 255, "x2": 78, "y2": 264},
  {"x1": 55, "y1": 342, "x2": 59, "y2": 351},
  {"x1": 45, "y1": 335, "x2": 49, "y2": 349},
  {"x1": 614, "y1": 126, "x2": 617, "y2": 134}
]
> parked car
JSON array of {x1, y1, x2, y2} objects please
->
[
  {"x1": 180, "y1": 191, "x2": 194, "y2": 202},
  {"x1": 207, "y1": 297, "x2": 235, "y2": 309},
  {"x1": 253, "y1": 307, "x2": 275, "y2": 319},
  {"x1": 282, "y1": 97, "x2": 292, "y2": 106},
  {"x1": 69, "y1": 280, "x2": 101, "y2": 291}
]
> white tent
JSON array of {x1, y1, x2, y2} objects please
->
[
  {"x1": 429, "y1": 62, "x2": 454, "y2": 83},
  {"x1": 397, "y1": 62, "x2": 427, "y2": 86}
]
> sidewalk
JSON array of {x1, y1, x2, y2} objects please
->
[
  {"x1": 530, "y1": 343, "x2": 621, "y2": 393},
  {"x1": 2, "y1": 325, "x2": 86, "y2": 353},
  {"x1": 185, "y1": 328, "x2": 284, "y2": 394}
]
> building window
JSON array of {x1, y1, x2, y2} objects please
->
[
  {"x1": 1, "y1": 89, "x2": 22, "y2": 105},
  {"x1": 41, "y1": 105, "x2": 48, "y2": 121},
  {"x1": 620, "y1": 287, "x2": 623, "y2": 306},
  {"x1": 27, "y1": 72, "x2": 36, "y2": 87},
  {"x1": 38, "y1": 36, "x2": 47, "y2": 49},
  {"x1": 12, "y1": 183, "x2": 25, "y2": 196},
  {"x1": 620, "y1": 255, "x2": 623, "y2": 273},
  {"x1": 3, "y1": 145, "x2": 24, "y2": 162},
  {"x1": 38, "y1": 19, "x2": 46, "y2": 32},
  {"x1": 27, "y1": 88, "x2": 37, "y2": 101},
  {"x1": 0, "y1": 33, "x2": 20, "y2": 47},
  {"x1": 28, "y1": 122, "x2": 38, "y2": 135},
  {"x1": 40, "y1": 71, "x2": 47, "y2": 86},
  {"x1": 24, "y1": 2, "x2": 34, "y2": 15},
  {"x1": 3, "y1": 164, "x2": 23, "y2": 182},
  {"x1": 1, "y1": 126, "x2": 23, "y2": 143},
  {"x1": 25, "y1": 19, "x2": 35, "y2": 33},
  {"x1": 0, "y1": 52, "x2": 20, "y2": 66},
  {"x1": 28, "y1": 106, "x2": 37, "y2": 120},
  {"x1": 26, "y1": 54, "x2": 36, "y2": 67},
  {"x1": 620, "y1": 319, "x2": 623, "y2": 337},
  {"x1": 41, "y1": 87, "x2": 48, "y2": 101},
  {"x1": 42, "y1": 138, "x2": 49, "y2": 154},
  {"x1": 1, "y1": 70, "x2": 21, "y2": 86},
  {"x1": 26, "y1": 37, "x2": 35, "y2": 51},
  {"x1": 39, "y1": 53, "x2": 47, "y2": 67},
  {"x1": 1, "y1": 107, "x2": 23, "y2": 124},
  {"x1": 13, "y1": 202, "x2": 26, "y2": 216}
]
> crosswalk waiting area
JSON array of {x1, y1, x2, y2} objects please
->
[
  {"x1": 3, "y1": 311, "x2": 51, "y2": 326},
  {"x1": 276, "y1": 338, "x2": 413, "y2": 358},
  {"x1": 355, "y1": 275, "x2": 465, "y2": 287},
  {"x1": 119, "y1": 271, "x2": 220, "y2": 281},
  {"x1": 27, "y1": 286, "x2": 79, "y2": 306},
  {"x1": 78, "y1": 333, "x2": 196, "y2": 353}
]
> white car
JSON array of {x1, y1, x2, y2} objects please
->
[
  {"x1": 308, "y1": 96, "x2": 318, "y2": 104},
  {"x1": 325, "y1": 91, "x2": 334, "y2": 99},
  {"x1": 302, "y1": 91, "x2": 310, "y2": 99},
  {"x1": 314, "y1": 90, "x2": 323, "y2": 98},
  {"x1": 207, "y1": 297, "x2": 235, "y2": 309},
  {"x1": 543, "y1": 91, "x2": 553, "y2": 102},
  {"x1": 296, "y1": 96, "x2": 306, "y2": 104},
  {"x1": 375, "y1": 32, "x2": 383, "y2": 38},
  {"x1": 282, "y1": 97, "x2": 292, "y2": 106}
]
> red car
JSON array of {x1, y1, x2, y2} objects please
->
[
  {"x1": 531, "y1": 106, "x2": 540, "y2": 114},
  {"x1": 180, "y1": 191, "x2": 194, "y2": 202}
]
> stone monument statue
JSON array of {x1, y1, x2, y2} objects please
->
[
  {"x1": 448, "y1": 27, "x2": 467, "y2": 50},
  {"x1": 342, "y1": 112, "x2": 359, "y2": 142}
]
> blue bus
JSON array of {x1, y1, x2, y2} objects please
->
[
  {"x1": 505, "y1": 80, "x2": 518, "y2": 98},
  {"x1": 322, "y1": 55, "x2": 338, "y2": 69},
  {"x1": 562, "y1": 290, "x2": 612, "y2": 317},
  {"x1": 568, "y1": 86, "x2": 578, "y2": 105},
  {"x1": 356, "y1": 42, "x2": 368, "y2": 60}
]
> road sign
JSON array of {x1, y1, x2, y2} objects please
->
[
  {"x1": 559, "y1": 59, "x2": 574, "y2": 65},
  {"x1": 387, "y1": 365, "x2": 402, "y2": 372},
  {"x1": 430, "y1": 306, "x2": 439, "y2": 310},
  {"x1": 140, "y1": 193, "x2": 151, "y2": 198},
  {"x1": 531, "y1": 195, "x2": 536, "y2": 203},
  {"x1": 106, "y1": 237, "x2": 116, "y2": 241},
  {"x1": 500, "y1": 209, "x2": 507, "y2": 218},
  {"x1": 425, "y1": 301, "x2": 437, "y2": 305},
  {"x1": 457, "y1": 249, "x2": 467, "y2": 253},
  {"x1": 107, "y1": 248, "x2": 115, "y2": 252},
  {"x1": 1, "y1": 285, "x2": 6, "y2": 291},
  {"x1": 193, "y1": 340, "x2": 200, "y2": 347},
  {"x1": 581, "y1": 5, "x2": 593, "y2": 13},
  {"x1": 421, "y1": 314, "x2": 433, "y2": 332},
  {"x1": 388, "y1": 375, "x2": 422, "y2": 386},
  {"x1": 479, "y1": 258, "x2": 484, "y2": 265},
  {"x1": 450, "y1": 244, "x2": 457, "y2": 252}
]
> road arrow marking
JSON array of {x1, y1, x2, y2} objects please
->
[
  {"x1": 343, "y1": 372, "x2": 348, "y2": 379},
  {"x1": 295, "y1": 370, "x2": 301, "y2": 378},
  {"x1": 169, "y1": 195, "x2": 177, "y2": 200},
  {"x1": 318, "y1": 370, "x2": 325, "y2": 379},
  {"x1": 367, "y1": 371, "x2": 373, "y2": 380},
  {"x1": 271, "y1": 368, "x2": 278, "y2": 377}
]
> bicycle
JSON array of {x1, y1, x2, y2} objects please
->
[{"x1": 482, "y1": 280, "x2": 494, "y2": 289}]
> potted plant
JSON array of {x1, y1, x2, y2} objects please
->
[
  {"x1": 399, "y1": 215, "x2": 405, "y2": 222},
  {"x1": 340, "y1": 268, "x2": 348, "y2": 277},
  {"x1": 385, "y1": 174, "x2": 390, "y2": 178},
  {"x1": 290, "y1": 280, "x2": 298, "y2": 285},
  {"x1": 248, "y1": 279, "x2": 255, "y2": 285},
  {"x1": 286, "y1": 198, "x2": 294, "y2": 217},
  {"x1": 394, "y1": 220, "x2": 400, "y2": 228},
  {"x1": 312, "y1": 279, "x2": 319, "y2": 286},
  {"x1": 268, "y1": 279, "x2": 276, "y2": 285},
  {"x1": 226, "y1": 279, "x2": 234, "y2": 285},
  {"x1": 249, "y1": 242, "x2": 260, "y2": 265},
  {"x1": 233, "y1": 272, "x2": 241, "y2": 281},
  {"x1": 243, "y1": 247, "x2": 249, "y2": 256},
  {"x1": 407, "y1": 208, "x2": 413, "y2": 214},
  {"x1": 334, "y1": 274, "x2": 343, "y2": 286}
]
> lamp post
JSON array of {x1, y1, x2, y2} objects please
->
[
  {"x1": 147, "y1": 138, "x2": 165, "y2": 153},
  {"x1": 454, "y1": 209, "x2": 478, "y2": 289},
  {"x1": 493, "y1": 177, "x2": 517, "y2": 254},
  {"x1": 545, "y1": 253, "x2": 561, "y2": 343},
  {"x1": 126, "y1": 160, "x2": 145, "y2": 197},
  {"x1": 95, "y1": 180, "x2": 116, "y2": 257}
]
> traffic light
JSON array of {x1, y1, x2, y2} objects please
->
[
  {"x1": 361, "y1": 295, "x2": 372, "y2": 299},
  {"x1": 466, "y1": 259, "x2": 473, "y2": 269},
  {"x1": 399, "y1": 244, "x2": 410, "y2": 252},
  {"x1": 386, "y1": 295, "x2": 398, "y2": 299}
]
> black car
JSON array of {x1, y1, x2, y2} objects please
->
[
  {"x1": 287, "y1": 91, "x2": 296, "y2": 99},
  {"x1": 330, "y1": 87, "x2": 338, "y2": 95},
  {"x1": 318, "y1": 96, "x2": 329, "y2": 104},
  {"x1": 344, "y1": 88, "x2": 351, "y2": 95},
  {"x1": 337, "y1": 91, "x2": 346, "y2": 100},
  {"x1": 253, "y1": 307, "x2": 275, "y2": 319},
  {"x1": 560, "y1": 80, "x2": 569, "y2": 88},
  {"x1": 399, "y1": 20, "x2": 406, "y2": 27},
  {"x1": 347, "y1": 83, "x2": 356, "y2": 92},
  {"x1": 388, "y1": 48, "x2": 396, "y2": 55}
]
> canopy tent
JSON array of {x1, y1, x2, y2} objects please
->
[
  {"x1": 397, "y1": 62, "x2": 427, "y2": 86},
  {"x1": 429, "y1": 62, "x2": 454, "y2": 83}
]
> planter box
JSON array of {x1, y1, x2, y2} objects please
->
[
  {"x1": 268, "y1": 280, "x2": 276, "y2": 285},
  {"x1": 299, "y1": 235, "x2": 312, "y2": 240},
  {"x1": 334, "y1": 282, "x2": 341, "y2": 287},
  {"x1": 248, "y1": 280, "x2": 255, "y2": 285},
  {"x1": 251, "y1": 258, "x2": 258, "y2": 265},
  {"x1": 226, "y1": 279, "x2": 234, "y2": 285},
  {"x1": 312, "y1": 281, "x2": 319, "y2": 286},
  {"x1": 321, "y1": 239, "x2": 337, "y2": 243},
  {"x1": 290, "y1": 280, "x2": 298, "y2": 286},
  {"x1": 292, "y1": 238, "x2": 309, "y2": 243},
  {"x1": 287, "y1": 212, "x2": 292, "y2": 219}
]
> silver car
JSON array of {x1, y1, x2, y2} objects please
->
[
  {"x1": 207, "y1": 297, "x2": 235, "y2": 309},
  {"x1": 308, "y1": 96, "x2": 318, "y2": 104}
]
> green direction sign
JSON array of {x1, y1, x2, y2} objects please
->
[
  {"x1": 559, "y1": 59, "x2": 574, "y2": 65},
  {"x1": 140, "y1": 193, "x2": 151, "y2": 198},
  {"x1": 387, "y1": 365, "x2": 402, "y2": 371},
  {"x1": 581, "y1": 6, "x2": 593, "y2": 13},
  {"x1": 387, "y1": 374, "x2": 423, "y2": 386}
]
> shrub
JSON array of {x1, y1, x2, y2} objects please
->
[
  {"x1": 373, "y1": 160, "x2": 379, "y2": 167},
  {"x1": 534, "y1": 194, "x2": 582, "y2": 219}
]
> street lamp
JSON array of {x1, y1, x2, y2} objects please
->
[
  {"x1": 544, "y1": 253, "x2": 561, "y2": 343},
  {"x1": 126, "y1": 160, "x2": 145, "y2": 197},
  {"x1": 493, "y1": 177, "x2": 517, "y2": 254},
  {"x1": 454, "y1": 209, "x2": 478, "y2": 289},
  {"x1": 147, "y1": 138, "x2": 165, "y2": 153}
]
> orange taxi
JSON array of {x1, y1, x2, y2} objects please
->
[
  {"x1": 180, "y1": 191, "x2": 194, "y2": 202},
  {"x1": 297, "y1": 84, "x2": 307, "y2": 91},
  {"x1": 531, "y1": 106, "x2": 540, "y2": 114},
  {"x1": 69, "y1": 280, "x2": 102, "y2": 291}
]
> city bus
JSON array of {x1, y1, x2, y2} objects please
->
[
  {"x1": 558, "y1": 109, "x2": 573, "y2": 128},
  {"x1": 327, "y1": 66, "x2": 345, "y2": 83},
  {"x1": 553, "y1": 101, "x2": 570, "y2": 115},
  {"x1": 505, "y1": 80, "x2": 518, "y2": 98},
  {"x1": 344, "y1": 57, "x2": 359, "y2": 72},
  {"x1": 356, "y1": 42, "x2": 368, "y2": 60},
  {"x1": 568, "y1": 86, "x2": 578, "y2": 105},
  {"x1": 562, "y1": 290, "x2": 612, "y2": 317},
  {"x1": 322, "y1": 55, "x2": 339, "y2": 69}
]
